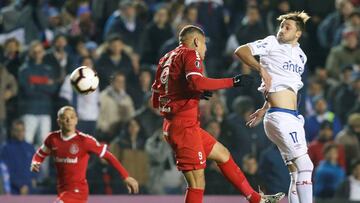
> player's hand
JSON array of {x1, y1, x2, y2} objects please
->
[
  {"x1": 124, "y1": 177, "x2": 139, "y2": 194},
  {"x1": 30, "y1": 162, "x2": 41, "y2": 172},
  {"x1": 246, "y1": 108, "x2": 266, "y2": 127},
  {"x1": 233, "y1": 74, "x2": 254, "y2": 87},
  {"x1": 259, "y1": 68, "x2": 272, "y2": 95},
  {"x1": 200, "y1": 91, "x2": 213, "y2": 100}
]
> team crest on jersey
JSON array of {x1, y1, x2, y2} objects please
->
[
  {"x1": 69, "y1": 143, "x2": 79, "y2": 155},
  {"x1": 299, "y1": 54, "x2": 304, "y2": 64},
  {"x1": 195, "y1": 61, "x2": 201, "y2": 69},
  {"x1": 160, "y1": 67, "x2": 169, "y2": 84}
]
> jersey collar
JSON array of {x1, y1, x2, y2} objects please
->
[{"x1": 60, "y1": 131, "x2": 78, "y2": 141}]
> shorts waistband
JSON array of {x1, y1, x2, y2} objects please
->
[{"x1": 268, "y1": 107, "x2": 299, "y2": 117}]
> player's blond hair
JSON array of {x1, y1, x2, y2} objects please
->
[
  {"x1": 277, "y1": 11, "x2": 310, "y2": 32},
  {"x1": 57, "y1": 106, "x2": 76, "y2": 117}
]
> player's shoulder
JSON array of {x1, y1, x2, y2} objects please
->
[
  {"x1": 263, "y1": 35, "x2": 279, "y2": 45},
  {"x1": 46, "y1": 130, "x2": 61, "y2": 139},
  {"x1": 77, "y1": 131, "x2": 97, "y2": 141}
]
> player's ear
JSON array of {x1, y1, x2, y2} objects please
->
[
  {"x1": 194, "y1": 37, "x2": 199, "y2": 47},
  {"x1": 296, "y1": 30, "x2": 302, "y2": 38}
]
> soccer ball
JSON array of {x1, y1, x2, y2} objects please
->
[{"x1": 70, "y1": 66, "x2": 99, "y2": 95}]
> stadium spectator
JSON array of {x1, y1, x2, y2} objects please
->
[
  {"x1": 226, "y1": 96, "x2": 270, "y2": 164},
  {"x1": 336, "y1": 113, "x2": 360, "y2": 170},
  {"x1": 335, "y1": 159, "x2": 360, "y2": 201},
  {"x1": 304, "y1": 97, "x2": 342, "y2": 142},
  {"x1": 140, "y1": 6, "x2": 173, "y2": 65},
  {"x1": 134, "y1": 93, "x2": 162, "y2": 139},
  {"x1": 266, "y1": 0, "x2": 291, "y2": 35},
  {"x1": 325, "y1": 28, "x2": 360, "y2": 79},
  {"x1": 1, "y1": 38, "x2": 23, "y2": 79},
  {"x1": 18, "y1": 41, "x2": 56, "y2": 146},
  {"x1": 0, "y1": 63, "x2": 17, "y2": 144},
  {"x1": 70, "y1": 2, "x2": 96, "y2": 41},
  {"x1": 44, "y1": 34, "x2": 75, "y2": 85},
  {"x1": 110, "y1": 119, "x2": 149, "y2": 193},
  {"x1": 128, "y1": 68, "x2": 153, "y2": 110},
  {"x1": 0, "y1": 120, "x2": 36, "y2": 194},
  {"x1": 314, "y1": 143, "x2": 345, "y2": 198},
  {"x1": 97, "y1": 71, "x2": 135, "y2": 142},
  {"x1": 258, "y1": 144, "x2": 290, "y2": 194},
  {"x1": 308, "y1": 121, "x2": 346, "y2": 170},
  {"x1": 105, "y1": 0, "x2": 143, "y2": 53},
  {"x1": 235, "y1": 5, "x2": 268, "y2": 45},
  {"x1": 334, "y1": 72, "x2": 360, "y2": 124},
  {"x1": 145, "y1": 128, "x2": 184, "y2": 194},
  {"x1": 95, "y1": 35, "x2": 134, "y2": 90},
  {"x1": 318, "y1": 0, "x2": 355, "y2": 49},
  {"x1": 242, "y1": 154, "x2": 266, "y2": 191}
]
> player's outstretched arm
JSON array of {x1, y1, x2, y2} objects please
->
[
  {"x1": 187, "y1": 74, "x2": 253, "y2": 92},
  {"x1": 102, "y1": 151, "x2": 139, "y2": 194},
  {"x1": 30, "y1": 144, "x2": 50, "y2": 172},
  {"x1": 246, "y1": 101, "x2": 269, "y2": 128},
  {"x1": 234, "y1": 45, "x2": 272, "y2": 94}
]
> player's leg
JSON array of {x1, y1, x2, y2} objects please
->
[
  {"x1": 207, "y1": 141, "x2": 261, "y2": 203},
  {"x1": 264, "y1": 111, "x2": 313, "y2": 203},
  {"x1": 287, "y1": 162, "x2": 299, "y2": 203},
  {"x1": 291, "y1": 154, "x2": 314, "y2": 203},
  {"x1": 163, "y1": 119, "x2": 206, "y2": 203},
  {"x1": 183, "y1": 169, "x2": 205, "y2": 203}
]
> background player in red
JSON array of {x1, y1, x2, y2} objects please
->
[
  {"x1": 151, "y1": 25, "x2": 284, "y2": 203},
  {"x1": 30, "y1": 106, "x2": 139, "y2": 203}
]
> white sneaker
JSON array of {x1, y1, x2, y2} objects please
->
[{"x1": 259, "y1": 192, "x2": 285, "y2": 203}]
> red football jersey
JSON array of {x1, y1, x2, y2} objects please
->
[
  {"x1": 40, "y1": 130, "x2": 107, "y2": 195},
  {"x1": 152, "y1": 44, "x2": 204, "y2": 117}
]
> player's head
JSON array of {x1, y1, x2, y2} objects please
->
[
  {"x1": 179, "y1": 25, "x2": 207, "y2": 60},
  {"x1": 276, "y1": 11, "x2": 310, "y2": 44},
  {"x1": 57, "y1": 106, "x2": 78, "y2": 133}
]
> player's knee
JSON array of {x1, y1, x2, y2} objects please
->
[
  {"x1": 210, "y1": 142, "x2": 230, "y2": 163},
  {"x1": 294, "y1": 154, "x2": 313, "y2": 172},
  {"x1": 294, "y1": 154, "x2": 313, "y2": 184}
]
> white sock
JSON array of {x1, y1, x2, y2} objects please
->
[
  {"x1": 288, "y1": 172, "x2": 299, "y2": 203},
  {"x1": 296, "y1": 170, "x2": 313, "y2": 203}
]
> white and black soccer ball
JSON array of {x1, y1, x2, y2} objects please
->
[{"x1": 70, "y1": 66, "x2": 99, "y2": 95}]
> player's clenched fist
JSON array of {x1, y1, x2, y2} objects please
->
[
  {"x1": 124, "y1": 177, "x2": 139, "y2": 194},
  {"x1": 233, "y1": 74, "x2": 254, "y2": 87},
  {"x1": 30, "y1": 162, "x2": 41, "y2": 172}
]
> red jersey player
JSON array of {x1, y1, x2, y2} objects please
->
[
  {"x1": 30, "y1": 106, "x2": 139, "y2": 203},
  {"x1": 151, "y1": 25, "x2": 285, "y2": 203}
]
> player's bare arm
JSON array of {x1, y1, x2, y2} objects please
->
[
  {"x1": 234, "y1": 45, "x2": 272, "y2": 94},
  {"x1": 101, "y1": 150, "x2": 139, "y2": 194}
]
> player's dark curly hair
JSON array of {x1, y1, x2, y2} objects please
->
[
  {"x1": 277, "y1": 11, "x2": 310, "y2": 32},
  {"x1": 178, "y1": 25, "x2": 205, "y2": 43}
]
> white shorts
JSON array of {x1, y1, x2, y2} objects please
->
[{"x1": 263, "y1": 108, "x2": 308, "y2": 164}]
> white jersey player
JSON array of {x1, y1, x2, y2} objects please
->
[{"x1": 235, "y1": 12, "x2": 313, "y2": 203}]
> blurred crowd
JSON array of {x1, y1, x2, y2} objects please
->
[{"x1": 0, "y1": 0, "x2": 359, "y2": 201}]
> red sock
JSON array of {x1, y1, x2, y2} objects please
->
[
  {"x1": 185, "y1": 187, "x2": 204, "y2": 203},
  {"x1": 218, "y1": 156, "x2": 261, "y2": 203}
]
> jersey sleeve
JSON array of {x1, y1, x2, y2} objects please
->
[
  {"x1": 247, "y1": 35, "x2": 277, "y2": 56},
  {"x1": 84, "y1": 134, "x2": 107, "y2": 158},
  {"x1": 183, "y1": 49, "x2": 204, "y2": 79}
]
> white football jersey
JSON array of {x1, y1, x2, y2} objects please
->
[{"x1": 247, "y1": 35, "x2": 307, "y2": 94}]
